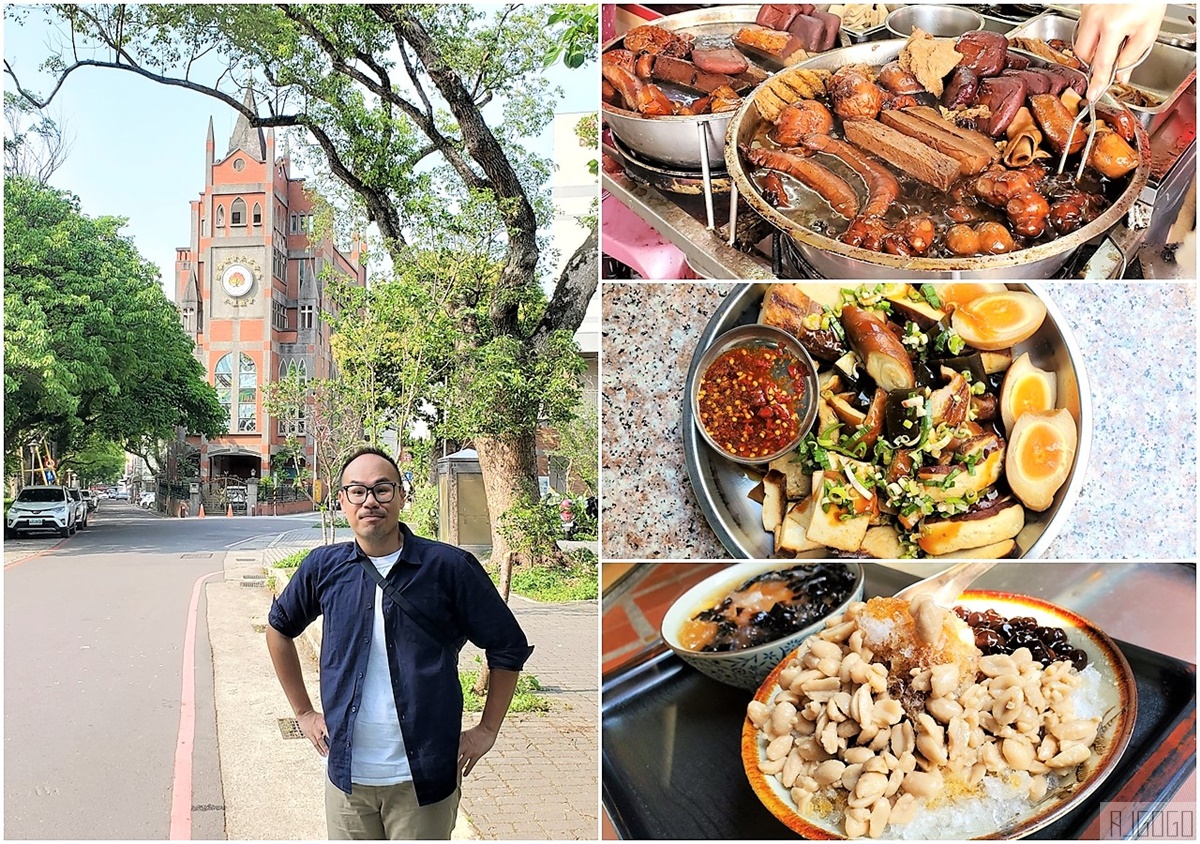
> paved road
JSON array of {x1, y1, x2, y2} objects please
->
[{"x1": 3, "y1": 504, "x2": 313, "y2": 839}]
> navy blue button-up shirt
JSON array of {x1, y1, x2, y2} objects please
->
[{"x1": 268, "y1": 522, "x2": 534, "y2": 805}]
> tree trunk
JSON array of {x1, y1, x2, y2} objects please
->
[{"x1": 474, "y1": 431, "x2": 538, "y2": 568}]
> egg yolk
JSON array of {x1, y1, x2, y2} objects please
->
[
  {"x1": 939, "y1": 283, "x2": 995, "y2": 310},
  {"x1": 1011, "y1": 373, "x2": 1053, "y2": 418},
  {"x1": 960, "y1": 297, "x2": 1023, "y2": 342},
  {"x1": 1017, "y1": 422, "x2": 1066, "y2": 480}
]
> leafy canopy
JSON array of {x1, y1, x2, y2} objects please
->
[{"x1": 3, "y1": 176, "x2": 226, "y2": 459}]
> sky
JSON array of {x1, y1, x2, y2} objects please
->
[{"x1": 2, "y1": 5, "x2": 599, "y2": 302}]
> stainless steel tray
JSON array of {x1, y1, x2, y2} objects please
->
[
  {"x1": 681, "y1": 283, "x2": 1092, "y2": 559},
  {"x1": 1008, "y1": 14, "x2": 1198, "y2": 130}
]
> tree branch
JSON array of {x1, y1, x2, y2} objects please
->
[{"x1": 532, "y1": 225, "x2": 598, "y2": 350}]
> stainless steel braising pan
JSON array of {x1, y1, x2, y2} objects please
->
[
  {"x1": 603, "y1": 5, "x2": 778, "y2": 170},
  {"x1": 724, "y1": 39, "x2": 1151, "y2": 279}
]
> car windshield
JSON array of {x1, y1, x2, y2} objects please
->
[{"x1": 17, "y1": 488, "x2": 65, "y2": 502}]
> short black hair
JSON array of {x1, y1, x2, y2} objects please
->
[{"x1": 339, "y1": 447, "x2": 401, "y2": 485}]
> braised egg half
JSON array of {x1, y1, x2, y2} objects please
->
[
  {"x1": 1005, "y1": 409, "x2": 1078, "y2": 512},
  {"x1": 950, "y1": 291, "x2": 1047, "y2": 351},
  {"x1": 1000, "y1": 352, "x2": 1057, "y2": 436}
]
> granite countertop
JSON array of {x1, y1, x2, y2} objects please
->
[{"x1": 601, "y1": 283, "x2": 1197, "y2": 560}]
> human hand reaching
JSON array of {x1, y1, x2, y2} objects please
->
[{"x1": 1074, "y1": 4, "x2": 1166, "y2": 103}]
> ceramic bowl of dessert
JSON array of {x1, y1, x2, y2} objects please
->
[
  {"x1": 742, "y1": 590, "x2": 1136, "y2": 839},
  {"x1": 661, "y1": 561, "x2": 864, "y2": 690}
]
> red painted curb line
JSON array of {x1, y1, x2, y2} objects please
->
[
  {"x1": 169, "y1": 569, "x2": 223, "y2": 840},
  {"x1": 3, "y1": 534, "x2": 71, "y2": 570}
]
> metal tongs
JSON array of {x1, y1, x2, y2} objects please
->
[{"x1": 1058, "y1": 23, "x2": 1153, "y2": 181}]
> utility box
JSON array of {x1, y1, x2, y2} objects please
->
[{"x1": 436, "y1": 449, "x2": 492, "y2": 555}]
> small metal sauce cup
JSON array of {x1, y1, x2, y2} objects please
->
[{"x1": 689, "y1": 324, "x2": 819, "y2": 466}]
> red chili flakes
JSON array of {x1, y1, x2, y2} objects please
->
[{"x1": 697, "y1": 343, "x2": 806, "y2": 459}]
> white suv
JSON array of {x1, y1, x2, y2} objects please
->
[
  {"x1": 67, "y1": 488, "x2": 89, "y2": 529},
  {"x1": 6, "y1": 486, "x2": 77, "y2": 538}
]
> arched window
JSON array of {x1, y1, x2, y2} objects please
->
[
  {"x1": 214, "y1": 352, "x2": 257, "y2": 432},
  {"x1": 287, "y1": 360, "x2": 309, "y2": 382},
  {"x1": 215, "y1": 204, "x2": 225, "y2": 229},
  {"x1": 252, "y1": 202, "x2": 262, "y2": 226},
  {"x1": 231, "y1": 198, "x2": 246, "y2": 226}
]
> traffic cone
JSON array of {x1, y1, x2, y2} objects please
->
[
  {"x1": 198, "y1": 504, "x2": 206, "y2": 518},
  {"x1": 227, "y1": 503, "x2": 234, "y2": 517}
]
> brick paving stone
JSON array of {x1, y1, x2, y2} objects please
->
[{"x1": 459, "y1": 596, "x2": 598, "y2": 840}]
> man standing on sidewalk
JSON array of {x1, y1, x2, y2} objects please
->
[{"x1": 267, "y1": 447, "x2": 533, "y2": 839}]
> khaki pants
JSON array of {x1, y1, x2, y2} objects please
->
[{"x1": 325, "y1": 777, "x2": 461, "y2": 840}]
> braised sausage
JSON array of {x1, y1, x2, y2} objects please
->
[
  {"x1": 635, "y1": 51, "x2": 655, "y2": 79},
  {"x1": 602, "y1": 63, "x2": 674, "y2": 115},
  {"x1": 761, "y1": 171, "x2": 790, "y2": 208},
  {"x1": 841, "y1": 306, "x2": 915, "y2": 391},
  {"x1": 801, "y1": 134, "x2": 899, "y2": 219},
  {"x1": 1029, "y1": 94, "x2": 1085, "y2": 155},
  {"x1": 741, "y1": 144, "x2": 860, "y2": 218}
]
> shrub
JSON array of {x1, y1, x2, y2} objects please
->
[
  {"x1": 497, "y1": 490, "x2": 562, "y2": 565},
  {"x1": 459, "y1": 658, "x2": 550, "y2": 713},
  {"x1": 408, "y1": 483, "x2": 439, "y2": 539},
  {"x1": 274, "y1": 549, "x2": 309, "y2": 569}
]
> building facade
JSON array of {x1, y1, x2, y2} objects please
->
[{"x1": 175, "y1": 94, "x2": 366, "y2": 482}]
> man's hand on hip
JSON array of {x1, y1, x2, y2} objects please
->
[
  {"x1": 297, "y1": 709, "x2": 329, "y2": 757},
  {"x1": 457, "y1": 724, "x2": 498, "y2": 777}
]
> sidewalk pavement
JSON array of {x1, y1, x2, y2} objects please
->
[{"x1": 208, "y1": 526, "x2": 598, "y2": 840}]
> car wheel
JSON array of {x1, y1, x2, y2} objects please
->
[
  {"x1": 80, "y1": 516, "x2": 88, "y2": 529},
  {"x1": 4, "y1": 527, "x2": 15, "y2": 540}
]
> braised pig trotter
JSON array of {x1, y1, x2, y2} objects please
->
[
  {"x1": 772, "y1": 99, "x2": 835, "y2": 147},
  {"x1": 843, "y1": 118, "x2": 963, "y2": 191},
  {"x1": 625, "y1": 24, "x2": 694, "y2": 58}
]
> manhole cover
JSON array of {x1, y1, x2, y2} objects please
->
[
  {"x1": 181, "y1": 553, "x2": 214, "y2": 559},
  {"x1": 278, "y1": 717, "x2": 305, "y2": 739},
  {"x1": 251, "y1": 623, "x2": 267, "y2": 633}
]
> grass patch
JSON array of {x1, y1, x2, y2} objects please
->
[
  {"x1": 459, "y1": 661, "x2": 550, "y2": 713},
  {"x1": 484, "y1": 550, "x2": 598, "y2": 602},
  {"x1": 274, "y1": 549, "x2": 309, "y2": 569}
]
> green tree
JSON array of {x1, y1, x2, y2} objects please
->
[
  {"x1": 7, "y1": 3, "x2": 599, "y2": 566},
  {"x1": 262, "y1": 370, "x2": 369, "y2": 544},
  {"x1": 3, "y1": 176, "x2": 226, "y2": 473},
  {"x1": 59, "y1": 439, "x2": 126, "y2": 486},
  {"x1": 549, "y1": 400, "x2": 598, "y2": 497}
]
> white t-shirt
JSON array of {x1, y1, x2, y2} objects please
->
[{"x1": 349, "y1": 550, "x2": 413, "y2": 785}]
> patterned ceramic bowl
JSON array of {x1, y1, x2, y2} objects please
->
[
  {"x1": 742, "y1": 590, "x2": 1137, "y2": 839},
  {"x1": 661, "y1": 561, "x2": 864, "y2": 690}
]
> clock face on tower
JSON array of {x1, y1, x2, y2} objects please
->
[{"x1": 222, "y1": 264, "x2": 255, "y2": 297}]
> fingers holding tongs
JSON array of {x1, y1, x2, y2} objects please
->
[{"x1": 1059, "y1": 23, "x2": 1152, "y2": 181}]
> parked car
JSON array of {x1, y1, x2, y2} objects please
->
[
  {"x1": 139, "y1": 491, "x2": 156, "y2": 509},
  {"x1": 5, "y1": 486, "x2": 77, "y2": 538},
  {"x1": 81, "y1": 490, "x2": 99, "y2": 513},
  {"x1": 111, "y1": 488, "x2": 130, "y2": 502},
  {"x1": 67, "y1": 488, "x2": 89, "y2": 529}
]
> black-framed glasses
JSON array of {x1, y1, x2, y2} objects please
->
[{"x1": 340, "y1": 482, "x2": 399, "y2": 504}]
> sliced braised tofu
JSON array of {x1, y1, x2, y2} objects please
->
[
  {"x1": 775, "y1": 496, "x2": 823, "y2": 555},
  {"x1": 860, "y1": 525, "x2": 907, "y2": 559},
  {"x1": 769, "y1": 454, "x2": 811, "y2": 500},
  {"x1": 762, "y1": 469, "x2": 789, "y2": 533},
  {"x1": 917, "y1": 498, "x2": 1024, "y2": 556}
]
